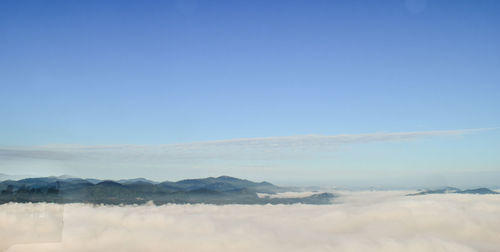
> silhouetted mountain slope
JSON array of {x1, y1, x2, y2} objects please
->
[
  {"x1": 118, "y1": 178, "x2": 158, "y2": 184},
  {"x1": 155, "y1": 176, "x2": 283, "y2": 193},
  {"x1": 0, "y1": 176, "x2": 334, "y2": 205},
  {"x1": 408, "y1": 187, "x2": 499, "y2": 196},
  {"x1": 458, "y1": 188, "x2": 498, "y2": 194},
  {"x1": 82, "y1": 179, "x2": 100, "y2": 184}
]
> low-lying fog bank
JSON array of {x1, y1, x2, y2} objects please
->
[{"x1": 2, "y1": 192, "x2": 500, "y2": 252}]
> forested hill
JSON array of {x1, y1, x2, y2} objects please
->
[{"x1": 0, "y1": 176, "x2": 334, "y2": 205}]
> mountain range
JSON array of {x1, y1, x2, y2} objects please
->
[
  {"x1": 0, "y1": 176, "x2": 334, "y2": 205},
  {"x1": 407, "y1": 187, "x2": 499, "y2": 196}
]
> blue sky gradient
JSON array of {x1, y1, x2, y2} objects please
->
[{"x1": 1, "y1": 0, "x2": 499, "y2": 186}]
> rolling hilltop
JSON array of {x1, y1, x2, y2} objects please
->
[{"x1": 0, "y1": 176, "x2": 334, "y2": 205}]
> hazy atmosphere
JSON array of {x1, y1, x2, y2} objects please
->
[
  {"x1": 1, "y1": 0, "x2": 499, "y2": 251},
  {"x1": 1, "y1": 0, "x2": 500, "y2": 187},
  {"x1": 1, "y1": 128, "x2": 500, "y2": 187}
]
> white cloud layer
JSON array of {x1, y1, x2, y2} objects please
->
[{"x1": 2, "y1": 192, "x2": 500, "y2": 252}]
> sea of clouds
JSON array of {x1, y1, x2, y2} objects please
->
[{"x1": 1, "y1": 191, "x2": 500, "y2": 252}]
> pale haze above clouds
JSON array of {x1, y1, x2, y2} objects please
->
[
  {"x1": 2, "y1": 192, "x2": 500, "y2": 252},
  {"x1": 0, "y1": 128, "x2": 494, "y2": 185}
]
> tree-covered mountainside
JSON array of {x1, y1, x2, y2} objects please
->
[{"x1": 0, "y1": 176, "x2": 335, "y2": 205}]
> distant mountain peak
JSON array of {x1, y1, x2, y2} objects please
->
[
  {"x1": 117, "y1": 178, "x2": 158, "y2": 184},
  {"x1": 57, "y1": 174, "x2": 76, "y2": 179},
  {"x1": 217, "y1": 175, "x2": 239, "y2": 179},
  {"x1": 96, "y1": 180, "x2": 125, "y2": 187}
]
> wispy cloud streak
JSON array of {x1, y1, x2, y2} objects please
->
[{"x1": 0, "y1": 128, "x2": 490, "y2": 162}]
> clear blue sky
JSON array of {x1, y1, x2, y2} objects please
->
[{"x1": 1, "y1": 0, "x2": 499, "y2": 187}]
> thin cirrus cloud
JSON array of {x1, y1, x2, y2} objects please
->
[{"x1": 0, "y1": 128, "x2": 490, "y2": 162}]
